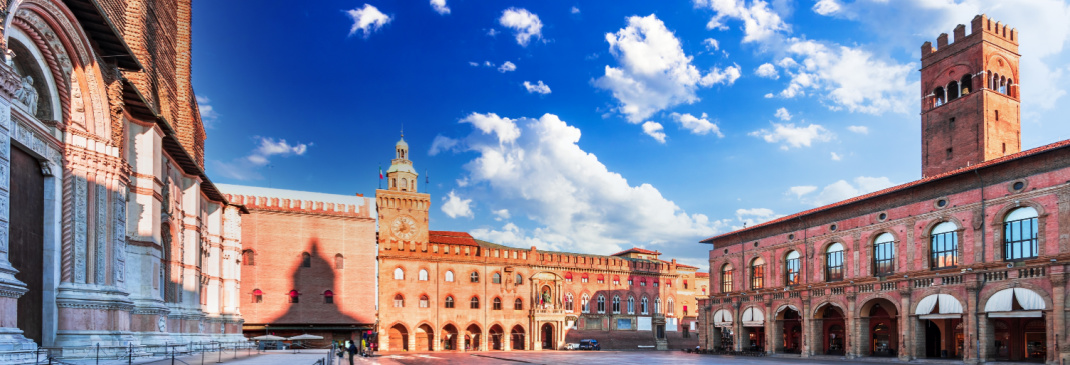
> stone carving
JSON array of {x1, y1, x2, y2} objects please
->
[
  {"x1": 157, "y1": 317, "x2": 166, "y2": 332},
  {"x1": 95, "y1": 183, "x2": 106, "y2": 284},
  {"x1": 13, "y1": 75, "x2": 37, "y2": 114},
  {"x1": 198, "y1": 322, "x2": 204, "y2": 333},
  {"x1": 74, "y1": 176, "x2": 86, "y2": 283},
  {"x1": 0, "y1": 225, "x2": 8, "y2": 254},
  {"x1": 113, "y1": 187, "x2": 126, "y2": 285}
]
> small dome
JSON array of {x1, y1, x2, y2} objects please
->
[{"x1": 396, "y1": 137, "x2": 408, "y2": 149}]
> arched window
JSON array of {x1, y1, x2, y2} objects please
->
[
  {"x1": 515, "y1": 273, "x2": 523, "y2": 285},
  {"x1": 515, "y1": 298, "x2": 523, "y2": 310},
  {"x1": 627, "y1": 296, "x2": 635, "y2": 314},
  {"x1": 597, "y1": 274, "x2": 605, "y2": 284},
  {"x1": 242, "y1": 250, "x2": 255, "y2": 266},
  {"x1": 947, "y1": 80, "x2": 960, "y2": 100},
  {"x1": 324, "y1": 290, "x2": 334, "y2": 304},
  {"x1": 667, "y1": 298, "x2": 675, "y2": 315},
  {"x1": 470, "y1": 271, "x2": 479, "y2": 283},
  {"x1": 654, "y1": 297, "x2": 661, "y2": 314},
  {"x1": 750, "y1": 257, "x2": 765, "y2": 289},
  {"x1": 785, "y1": 251, "x2": 800, "y2": 285},
  {"x1": 334, "y1": 254, "x2": 344, "y2": 269},
  {"x1": 393, "y1": 294, "x2": 404, "y2": 308},
  {"x1": 252, "y1": 289, "x2": 263, "y2": 303},
  {"x1": 999, "y1": 76, "x2": 1008, "y2": 94},
  {"x1": 1004, "y1": 207, "x2": 1039, "y2": 260},
  {"x1": 419, "y1": 295, "x2": 429, "y2": 308},
  {"x1": 931, "y1": 222, "x2": 959, "y2": 269},
  {"x1": 394, "y1": 268, "x2": 405, "y2": 280},
  {"x1": 565, "y1": 294, "x2": 574, "y2": 312},
  {"x1": 445, "y1": 270, "x2": 454, "y2": 282},
  {"x1": 581, "y1": 294, "x2": 590, "y2": 313},
  {"x1": 933, "y1": 86, "x2": 946, "y2": 107},
  {"x1": 720, "y1": 263, "x2": 734, "y2": 293},
  {"x1": 493, "y1": 297, "x2": 503, "y2": 310},
  {"x1": 1006, "y1": 78, "x2": 1014, "y2": 96},
  {"x1": 960, "y1": 74, "x2": 973, "y2": 95},
  {"x1": 683, "y1": 279, "x2": 688, "y2": 289},
  {"x1": 990, "y1": 72, "x2": 998, "y2": 90},
  {"x1": 826, "y1": 243, "x2": 845, "y2": 282},
  {"x1": 445, "y1": 296, "x2": 455, "y2": 308},
  {"x1": 492, "y1": 273, "x2": 502, "y2": 284},
  {"x1": 641, "y1": 297, "x2": 649, "y2": 314},
  {"x1": 612, "y1": 295, "x2": 621, "y2": 313},
  {"x1": 419, "y1": 269, "x2": 429, "y2": 281},
  {"x1": 597, "y1": 295, "x2": 606, "y2": 313},
  {"x1": 8, "y1": 38, "x2": 57, "y2": 120},
  {"x1": 288, "y1": 290, "x2": 300, "y2": 303},
  {"x1": 581, "y1": 273, "x2": 589, "y2": 283},
  {"x1": 301, "y1": 252, "x2": 311, "y2": 267},
  {"x1": 470, "y1": 296, "x2": 480, "y2": 309},
  {"x1": 873, "y1": 233, "x2": 895, "y2": 276}
]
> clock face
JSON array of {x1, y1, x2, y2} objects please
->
[{"x1": 391, "y1": 215, "x2": 418, "y2": 240}]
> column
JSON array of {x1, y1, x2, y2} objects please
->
[
  {"x1": 847, "y1": 295, "x2": 857, "y2": 358},
  {"x1": 899, "y1": 288, "x2": 912, "y2": 361},
  {"x1": 1050, "y1": 272, "x2": 1066, "y2": 365},
  {"x1": 802, "y1": 299, "x2": 812, "y2": 357},
  {"x1": 965, "y1": 284, "x2": 980, "y2": 364}
]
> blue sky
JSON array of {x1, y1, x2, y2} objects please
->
[{"x1": 193, "y1": 0, "x2": 1070, "y2": 271}]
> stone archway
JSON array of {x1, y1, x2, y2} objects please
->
[
  {"x1": 465, "y1": 324, "x2": 482, "y2": 351},
  {"x1": 415, "y1": 324, "x2": 434, "y2": 351},
  {"x1": 773, "y1": 305, "x2": 802, "y2": 354},
  {"x1": 442, "y1": 324, "x2": 458, "y2": 350},
  {"x1": 540, "y1": 323, "x2": 554, "y2": 350},
  {"x1": 489, "y1": 324, "x2": 504, "y2": 350},
  {"x1": 511, "y1": 325, "x2": 525, "y2": 350},
  {"x1": 388, "y1": 324, "x2": 409, "y2": 351},
  {"x1": 858, "y1": 297, "x2": 898, "y2": 357}
]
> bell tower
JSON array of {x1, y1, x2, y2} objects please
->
[
  {"x1": 376, "y1": 132, "x2": 431, "y2": 250},
  {"x1": 920, "y1": 15, "x2": 1020, "y2": 178}
]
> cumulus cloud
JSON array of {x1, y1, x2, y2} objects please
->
[
  {"x1": 642, "y1": 121, "x2": 667, "y2": 143},
  {"x1": 778, "y1": 40, "x2": 915, "y2": 114},
  {"x1": 442, "y1": 190, "x2": 474, "y2": 218},
  {"x1": 670, "y1": 112, "x2": 724, "y2": 137},
  {"x1": 790, "y1": 176, "x2": 896, "y2": 207},
  {"x1": 774, "y1": 107, "x2": 792, "y2": 121},
  {"x1": 749, "y1": 122, "x2": 834, "y2": 149},
  {"x1": 211, "y1": 137, "x2": 311, "y2": 181},
  {"x1": 346, "y1": 4, "x2": 392, "y2": 38},
  {"x1": 430, "y1": 0, "x2": 450, "y2": 15},
  {"x1": 196, "y1": 96, "x2": 218, "y2": 129},
  {"x1": 703, "y1": 38, "x2": 720, "y2": 50},
  {"x1": 445, "y1": 113, "x2": 725, "y2": 253},
  {"x1": 595, "y1": 14, "x2": 741, "y2": 124},
  {"x1": 735, "y1": 208, "x2": 783, "y2": 228},
  {"x1": 487, "y1": 28, "x2": 499, "y2": 37},
  {"x1": 813, "y1": 0, "x2": 840, "y2": 15},
  {"x1": 571, "y1": 6, "x2": 580, "y2": 14},
  {"x1": 693, "y1": 0, "x2": 788, "y2": 43},
  {"x1": 493, "y1": 209, "x2": 511, "y2": 221},
  {"x1": 755, "y1": 63, "x2": 778, "y2": 79},
  {"x1": 500, "y1": 8, "x2": 543, "y2": 46},
  {"x1": 847, "y1": 125, "x2": 869, "y2": 134},
  {"x1": 428, "y1": 135, "x2": 459, "y2": 156},
  {"x1": 523, "y1": 80, "x2": 552, "y2": 94},
  {"x1": 461, "y1": 112, "x2": 521, "y2": 144},
  {"x1": 830, "y1": 152, "x2": 842, "y2": 161},
  {"x1": 498, "y1": 61, "x2": 517, "y2": 72}
]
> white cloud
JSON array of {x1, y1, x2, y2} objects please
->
[
  {"x1": 830, "y1": 152, "x2": 842, "y2": 161},
  {"x1": 523, "y1": 80, "x2": 552, "y2": 94},
  {"x1": 735, "y1": 207, "x2": 783, "y2": 228},
  {"x1": 764, "y1": 93, "x2": 774, "y2": 98},
  {"x1": 498, "y1": 61, "x2": 517, "y2": 72},
  {"x1": 571, "y1": 6, "x2": 580, "y2": 14},
  {"x1": 693, "y1": 0, "x2": 788, "y2": 43},
  {"x1": 484, "y1": 61, "x2": 493, "y2": 67},
  {"x1": 448, "y1": 113, "x2": 724, "y2": 253},
  {"x1": 210, "y1": 136, "x2": 311, "y2": 181},
  {"x1": 790, "y1": 176, "x2": 896, "y2": 207},
  {"x1": 468, "y1": 61, "x2": 480, "y2": 67},
  {"x1": 779, "y1": 40, "x2": 916, "y2": 114},
  {"x1": 595, "y1": 14, "x2": 740, "y2": 124},
  {"x1": 196, "y1": 96, "x2": 218, "y2": 129},
  {"x1": 749, "y1": 122, "x2": 834, "y2": 149},
  {"x1": 493, "y1": 209, "x2": 511, "y2": 221},
  {"x1": 847, "y1": 125, "x2": 869, "y2": 134},
  {"x1": 755, "y1": 63, "x2": 778, "y2": 79},
  {"x1": 442, "y1": 190, "x2": 474, "y2": 218},
  {"x1": 500, "y1": 8, "x2": 543, "y2": 47},
  {"x1": 487, "y1": 28, "x2": 499, "y2": 37},
  {"x1": 430, "y1": 0, "x2": 450, "y2": 15},
  {"x1": 346, "y1": 4, "x2": 392, "y2": 38},
  {"x1": 642, "y1": 121, "x2": 667, "y2": 143},
  {"x1": 813, "y1": 0, "x2": 841, "y2": 15},
  {"x1": 460, "y1": 112, "x2": 521, "y2": 144},
  {"x1": 774, "y1": 107, "x2": 791, "y2": 121},
  {"x1": 428, "y1": 135, "x2": 459, "y2": 156},
  {"x1": 670, "y1": 112, "x2": 724, "y2": 137},
  {"x1": 703, "y1": 38, "x2": 720, "y2": 50}
]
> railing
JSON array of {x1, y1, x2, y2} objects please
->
[
  {"x1": 830, "y1": 287, "x2": 845, "y2": 295},
  {"x1": 857, "y1": 284, "x2": 874, "y2": 293},
  {"x1": 913, "y1": 278, "x2": 934, "y2": 288},
  {"x1": 34, "y1": 341, "x2": 255, "y2": 365},
  {"x1": 880, "y1": 282, "x2": 896, "y2": 291},
  {"x1": 1019, "y1": 266, "x2": 1045, "y2": 278},
  {"x1": 788, "y1": 291, "x2": 800, "y2": 298},
  {"x1": 985, "y1": 270, "x2": 1008, "y2": 281},
  {"x1": 810, "y1": 288, "x2": 825, "y2": 296},
  {"x1": 940, "y1": 275, "x2": 963, "y2": 285}
]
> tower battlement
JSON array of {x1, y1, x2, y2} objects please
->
[
  {"x1": 225, "y1": 194, "x2": 373, "y2": 218},
  {"x1": 922, "y1": 15, "x2": 1017, "y2": 61}
]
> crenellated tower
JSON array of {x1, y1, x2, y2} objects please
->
[{"x1": 920, "y1": 14, "x2": 1020, "y2": 177}]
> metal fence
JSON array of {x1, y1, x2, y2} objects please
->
[{"x1": 34, "y1": 341, "x2": 256, "y2": 365}]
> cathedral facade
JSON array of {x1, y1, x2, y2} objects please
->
[{"x1": 0, "y1": 1, "x2": 244, "y2": 363}]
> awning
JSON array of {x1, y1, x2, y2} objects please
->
[
  {"x1": 988, "y1": 311, "x2": 1043, "y2": 318},
  {"x1": 984, "y1": 288, "x2": 1046, "y2": 313},
  {"x1": 742, "y1": 307, "x2": 764, "y2": 327},
  {"x1": 915, "y1": 294, "x2": 963, "y2": 316},
  {"x1": 713, "y1": 309, "x2": 733, "y2": 327}
]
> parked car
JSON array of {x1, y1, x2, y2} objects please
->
[
  {"x1": 565, "y1": 343, "x2": 580, "y2": 350},
  {"x1": 578, "y1": 339, "x2": 600, "y2": 351}
]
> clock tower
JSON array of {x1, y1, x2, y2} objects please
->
[{"x1": 376, "y1": 133, "x2": 431, "y2": 250}]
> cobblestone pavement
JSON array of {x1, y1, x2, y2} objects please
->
[{"x1": 348, "y1": 351, "x2": 952, "y2": 365}]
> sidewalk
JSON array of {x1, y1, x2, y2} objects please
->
[{"x1": 53, "y1": 349, "x2": 333, "y2": 365}]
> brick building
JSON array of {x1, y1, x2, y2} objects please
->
[
  {"x1": 699, "y1": 15, "x2": 1070, "y2": 364},
  {"x1": 0, "y1": 0, "x2": 245, "y2": 363},
  {"x1": 376, "y1": 136, "x2": 704, "y2": 351},
  {"x1": 220, "y1": 185, "x2": 376, "y2": 345}
]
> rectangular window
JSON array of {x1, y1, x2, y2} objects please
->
[
  {"x1": 721, "y1": 270, "x2": 733, "y2": 293},
  {"x1": 786, "y1": 258, "x2": 799, "y2": 285},
  {"x1": 420, "y1": 298, "x2": 429, "y2": 308},
  {"x1": 617, "y1": 319, "x2": 632, "y2": 330},
  {"x1": 826, "y1": 251, "x2": 844, "y2": 281},
  {"x1": 751, "y1": 265, "x2": 764, "y2": 289},
  {"x1": 493, "y1": 301, "x2": 502, "y2": 310},
  {"x1": 931, "y1": 231, "x2": 958, "y2": 269},
  {"x1": 1004, "y1": 217, "x2": 1039, "y2": 260},
  {"x1": 874, "y1": 240, "x2": 895, "y2": 276}
]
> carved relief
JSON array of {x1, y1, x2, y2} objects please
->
[
  {"x1": 73, "y1": 175, "x2": 86, "y2": 283},
  {"x1": 95, "y1": 183, "x2": 106, "y2": 284},
  {"x1": 113, "y1": 186, "x2": 126, "y2": 285}
]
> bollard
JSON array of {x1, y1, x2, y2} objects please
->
[
  {"x1": 96, "y1": 343, "x2": 100, "y2": 365},
  {"x1": 129, "y1": 343, "x2": 134, "y2": 365},
  {"x1": 172, "y1": 346, "x2": 176, "y2": 365},
  {"x1": 217, "y1": 343, "x2": 223, "y2": 363}
]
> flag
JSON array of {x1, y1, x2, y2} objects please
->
[{"x1": 379, "y1": 164, "x2": 383, "y2": 179}]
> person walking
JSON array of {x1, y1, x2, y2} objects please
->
[{"x1": 346, "y1": 340, "x2": 357, "y2": 365}]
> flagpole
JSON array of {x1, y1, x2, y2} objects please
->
[{"x1": 378, "y1": 163, "x2": 382, "y2": 189}]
